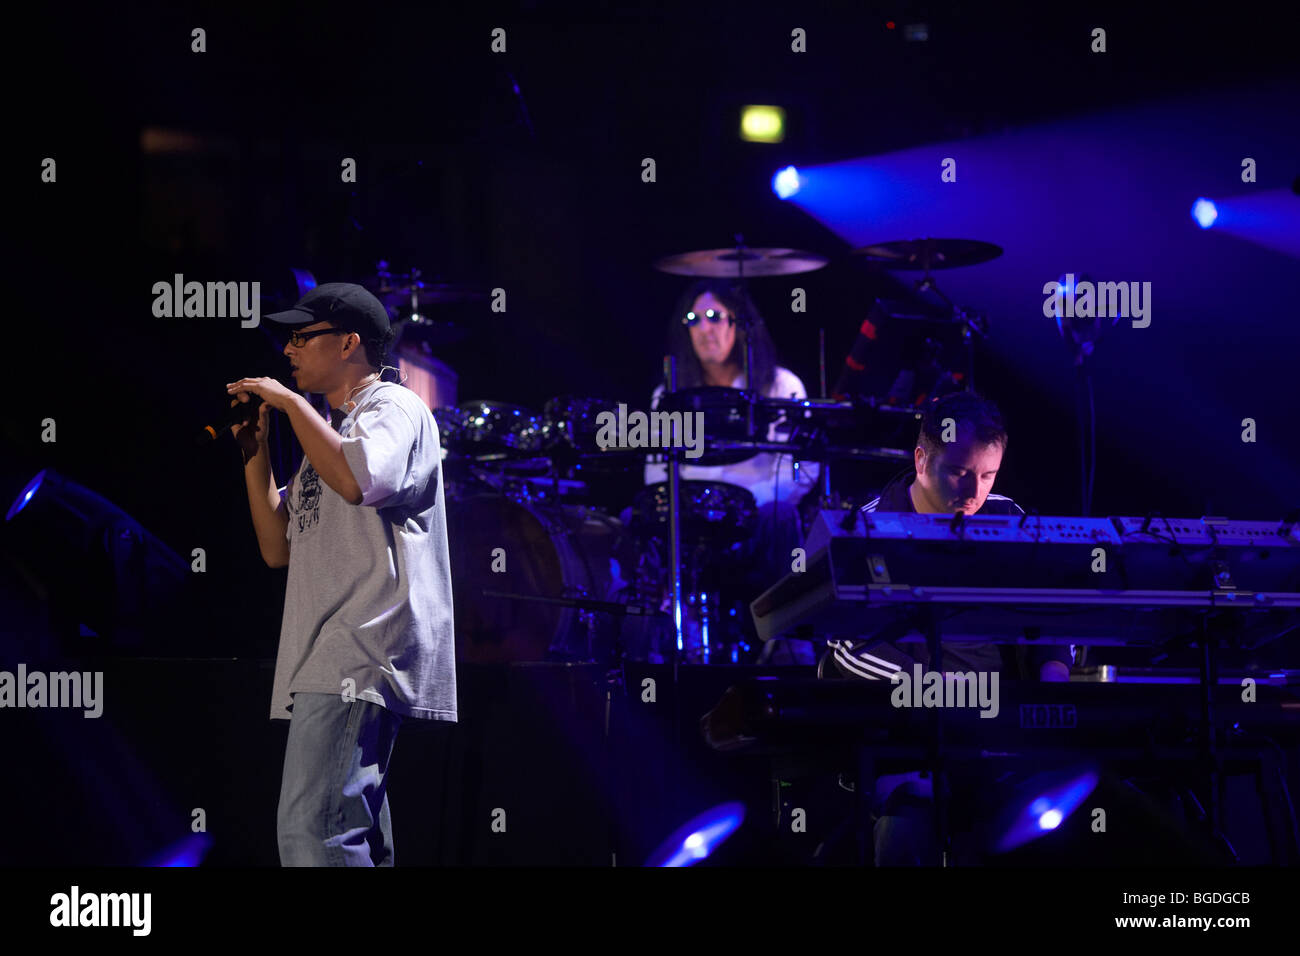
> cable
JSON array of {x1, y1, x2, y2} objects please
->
[
  {"x1": 1087, "y1": 370, "x2": 1096, "y2": 514},
  {"x1": 1121, "y1": 517, "x2": 1201, "y2": 570}
]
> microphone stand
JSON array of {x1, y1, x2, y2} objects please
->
[{"x1": 1055, "y1": 274, "x2": 1104, "y2": 518}]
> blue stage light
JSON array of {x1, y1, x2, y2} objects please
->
[
  {"x1": 6, "y1": 469, "x2": 46, "y2": 521},
  {"x1": 993, "y1": 768, "x2": 1099, "y2": 853},
  {"x1": 4, "y1": 468, "x2": 189, "y2": 644},
  {"x1": 772, "y1": 166, "x2": 801, "y2": 199},
  {"x1": 645, "y1": 802, "x2": 746, "y2": 866},
  {"x1": 1037, "y1": 809, "x2": 1064, "y2": 831},
  {"x1": 1192, "y1": 197, "x2": 1218, "y2": 229}
]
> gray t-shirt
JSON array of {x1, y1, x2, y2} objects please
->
[{"x1": 271, "y1": 380, "x2": 457, "y2": 722}]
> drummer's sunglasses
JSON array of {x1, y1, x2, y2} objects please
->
[{"x1": 682, "y1": 308, "x2": 734, "y2": 327}]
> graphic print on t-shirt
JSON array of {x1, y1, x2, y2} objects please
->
[{"x1": 294, "y1": 463, "x2": 321, "y2": 534}]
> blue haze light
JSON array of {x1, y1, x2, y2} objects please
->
[
  {"x1": 290, "y1": 268, "x2": 316, "y2": 293},
  {"x1": 142, "y1": 833, "x2": 214, "y2": 867},
  {"x1": 645, "y1": 802, "x2": 746, "y2": 866},
  {"x1": 1192, "y1": 198, "x2": 1218, "y2": 229},
  {"x1": 772, "y1": 166, "x2": 801, "y2": 199}
]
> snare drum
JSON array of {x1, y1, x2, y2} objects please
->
[
  {"x1": 629, "y1": 480, "x2": 757, "y2": 545},
  {"x1": 654, "y1": 386, "x2": 775, "y2": 466}
]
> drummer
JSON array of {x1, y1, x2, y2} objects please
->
[{"x1": 644, "y1": 279, "x2": 819, "y2": 663}]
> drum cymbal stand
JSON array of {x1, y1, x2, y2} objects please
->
[
  {"x1": 662, "y1": 356, "x2": 686, "y2": 668},
  {"x1": 730, "y1": 234, "x2": 759, "y2": 442},
  {"x1": 912, "y1": 271, "x2": 986, "y2": 396},
  {"x1": 661, "y1": 354, "x2": 686, "y2": 822}
]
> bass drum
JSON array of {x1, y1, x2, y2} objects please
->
[{"x1": 447, "y1": 494, "x2": 632, "y2": 664}]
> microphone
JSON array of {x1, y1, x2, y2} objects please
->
[{"x1": 197, "y1": 394, "x2": 264, "y2": 445}]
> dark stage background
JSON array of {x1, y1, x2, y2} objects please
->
[{"x1": 4, "y1": 1, "x2": 1299, "y2": 868}]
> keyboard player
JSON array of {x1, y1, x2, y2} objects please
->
[
  {"x1": 828, "y1": 390, "x2": 1073, "y2": 683},
  {"x1": 814, "y1": 392, "x2": 1074, "y2": 864}
]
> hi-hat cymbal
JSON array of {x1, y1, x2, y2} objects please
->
[
  {"x1": 849, "y1": 239, "x2": 1002, "y2": 271},
  {"x1": 654, "y1": 247, "x2": 829, "y2": 278}
]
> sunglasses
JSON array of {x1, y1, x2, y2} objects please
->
[
  {"x1": 682, "y1": 308, "x2": 734, "y2": 327},
  {"x1": 287, "y1": 327, "x2": 350, "y2": 348}
]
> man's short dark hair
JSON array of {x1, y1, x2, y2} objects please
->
[
  {"x1": 916, "y1": 391, "x2": 1008, "y2": 462},
  {"x1": 329, "y1": 319, "x2": 396, "y2": 371}
]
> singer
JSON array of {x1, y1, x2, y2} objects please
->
[{"x1": 227, "y1": 282, "x2": 456, "y2": 867}]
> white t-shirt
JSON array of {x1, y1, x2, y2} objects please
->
[
  {"x1": 643, "y1": 366, "x2": 819, "y2": 508},
  {"x1": 273, "y1": 380, "x2": 457, "y2": 722}
]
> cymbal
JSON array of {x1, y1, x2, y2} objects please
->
[
  {"x1": 849, "y1": 239, "x2": 1002, "y2": 271},
  {"x1": 653, "y1": 247, "x2": 829, "y2": 278},
  {"x1": 395, "y1": 316, "x2": 472, "y2": 347},
  {"x1": 377, "y1": 283, "x2": 490, "y2": 311}
]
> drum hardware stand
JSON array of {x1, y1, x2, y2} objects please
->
[
  {"x1": 566, "y1": 584, "x2": 598, "y2": 660},
  {"x1": 1125, "y1": 602, "x2": 1243, "y2": 861},
  {"x1": 816, "y1": 326, "x2": 836, "y2": 511},
  {"x1": 818, "y1": 327, "x2": 827, "y2": 399},
  {"x1": 912, "y1": 272, "x2": 986, "y2": 397},
  {"x1": 548, "y1": 455, "x2": 564, "y2": 504},
  {"x1": 958, "y1": 310, "x2": 986, "y2": 395},
  {"x1": 1197, "y1": 613, "x2": 1229, "y2": 855},
  {"x1": 1194, "y1": 572, "x2": 1254, "y2": 858},
  {"x1": 662, "y1": 356, "x2": 686, "y2": 669},
  {"x1": 729, "y1": 233, "x2": 758, "y2": 443},
  {"x1": 684, "y1": 541, "x2": 722, "y2": 664},
  {"x1": 660, "y1": 354, "x2": 689, "y2": 811},
  {"x1": 919, "y1": 606, "x2": 954, "y2": 865}
]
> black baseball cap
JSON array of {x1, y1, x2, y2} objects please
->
[{"x1": 266, "y1": 282, "x2": 391, "y2": 340}]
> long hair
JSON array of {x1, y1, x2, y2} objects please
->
[{"x1": 664, "y1": 279, "x2": 779, "y2": 394}]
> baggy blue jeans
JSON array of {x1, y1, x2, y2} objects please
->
[{"x1": 276, "y1": 692, "x2": 402, "y2": 867}]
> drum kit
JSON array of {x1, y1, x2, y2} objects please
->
[{"x1": 370, "y1": 236, "x2": 1005, "y2": 668}]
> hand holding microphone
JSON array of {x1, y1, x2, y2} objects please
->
[
  {"x1": 196, "y1": 391, "x2": 266, "y2": 446},
  {"x1": 229, "y1": 392, "x2": 273, "y2": 461},
  {"x1": 225, "y1": 376, "x2": 300, "y2": 461},
  {"x1": 196, "y1": 376, "x2": 299, "y2": 457}
]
